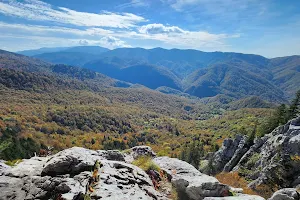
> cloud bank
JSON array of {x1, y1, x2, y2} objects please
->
[
  {"x1": 0, "y1": 0, "x2": 239, "y2": 51},
  {"x1": 0, "y1": 0, "x2": 146, "y2": 28}
]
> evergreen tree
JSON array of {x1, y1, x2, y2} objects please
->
[
  {"x1": 0, "y1": 127, "x2": 40, "y2": 160},
  {"x1": 288, "y1": 90, "x2": 300, "y2": 119},
  {"x1": 276, "y1": 104, "x2": 288, "y2": 125},
  {"x1": 179, "y1": 141, "x2": 204, "y2": 169},
  {"x1": 179, "y1": 148, "x2": 186, "y2": 161},
  {"x1": 247, "y1": 124, "x2": 256, "y2": 147},
  {"x1": 258, "y1": 91, "x2": 300, "y2": 137}
]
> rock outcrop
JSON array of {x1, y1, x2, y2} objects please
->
[
  {"x1": 153, "y1": 156, "x2": 230, "y2": 200},
  {"x1": 0, "y1": 160, "x2": 10, "y2": 175},
  {"x1": 124, "y1": 146, "x2": 157, "y2": 163},
  {"x1": 1, "y1": 144, "x2": 298, "y2": 200},
  {"x1": 203, "y1": 195, "x2": 265, "y2": 200},
  {"x1": 268, "y1": 188, "x2": 300, "y2": 200},
  {"x1": 211, "y1": 135, "x2": 249, "y2": 173},
  {"x1": 0, "y1": 147, "x2": 165, "y2": 200},
  {"x1": 208, "y1": 117, "x2": 300, "y2": 191}
]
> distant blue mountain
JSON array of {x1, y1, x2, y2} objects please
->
[
  {"x1": 17, "y1": 47, "x2": 70, "y2": 56},
  {"x1": 83, "y1": 60, "x2": 181, "y2": 90},
  {"x1": 15, "y1": 46, "x2": 300, "y2": 102},
  {"x1": 34, "y1": 52, "x2": 97, "y2": 67},
  {"x1": 17, "y1": 46, "x2": 109, "y2": 57},
  {"x1": 65, "y1": 46, "x2": 109, "y2": 55},
  {"x1": 96, "y1": 48, "x2": 269, "y2": 77}
]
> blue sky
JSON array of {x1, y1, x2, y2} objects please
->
[{"x1": 0, "y1": 0, "x2": 300, "y2": 57}]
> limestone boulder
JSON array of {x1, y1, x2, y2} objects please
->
[
  {"x1": 153, "y1": 156, "x2": 230, "y2": 200},
  {"x1": 268, "y1": 188, "x2": 300, "y2": 200}
]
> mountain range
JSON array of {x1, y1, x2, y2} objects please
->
[
  {"x1": 16, "y1": 46, "x2": 300, "y2": 103},
  {"x1": 84, "y1": 48, "x2": 297, "y2": 103},
  {"x1": 2, "y1": 46, "x2": 300, "y2": 199},
  {"x1": 18, "y1": 46, "x2": 109, "y2": 57}
]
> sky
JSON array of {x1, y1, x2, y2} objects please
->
[{"x1": 0, "y1": 0, "x2": 300, "y2": 57}]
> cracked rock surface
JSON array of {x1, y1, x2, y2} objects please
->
[
  {"x1": 210, "y1": 117, "x2": 300, "y2": 190},
  {"x1": 0, "y1": 147, "x2": 166, "y2": 200},
  {"x1": 1, "y1": 145, "x2": 296, "y2": 200},
  {"x1": 153, "y1": 156, "x2": 230, "y2": 200}
]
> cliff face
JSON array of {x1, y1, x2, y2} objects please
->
[
  {"x1": 0, "y1": 145, "x2": 266, "y2": 200},
  {"x1": 210, "y1": 117, "x2": 300, "y2": 190}
]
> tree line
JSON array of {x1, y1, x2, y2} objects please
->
[{"x1": 259, "y1": 90, "x2": 300, "y2": 136}]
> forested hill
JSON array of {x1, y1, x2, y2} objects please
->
[
  {"x1": 21, "y1": 46, "x2": 300, "y2": 102},
  {"x1": 0, "y1": 48, "x2": 277, "y2": 162},
  {"x1": 0, "y1": 49, "x2": 51, "y2": 72},
  {"x1": 0, "y1": 49, "x2": 131, "y2": 89}
]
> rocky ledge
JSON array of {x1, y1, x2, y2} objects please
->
[
  {"x1": 208, "y1": 117, "x2": 300, "y2": 191},
  {"x1": 0, "y1": 144, "x2": 299, "y2": 200},
  {"x1": 0, "y1": 145, "x2": 272, "y2": 200}
]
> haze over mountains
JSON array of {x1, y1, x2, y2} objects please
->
[{"x1": 15, "y1": 46, "x2": 300, "y2": 103}]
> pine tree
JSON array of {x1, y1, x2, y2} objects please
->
[
  {"x1": 288, "y1": 90, "x2": 300, "y2": 119},
  {"x1": 179, "y1": 147, "x2": 186, "y2": 161},
  {"x1": 258, "y1": 91, "x2": 300, "y2": 137},
  {"x1": 247, "y1": 124, "x2": 256, "y2": 147},
  {"x1": 274, "y1": 104, "x2": 287, "y2": 125}
]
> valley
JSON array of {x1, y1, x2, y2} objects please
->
[
  {"x1": 0, "y1": 47, "x2": 299, "y2": 200},
  {"x1": 1, "y1": 0, "x2": 300, "y2": 198},
  {"x1": 0, "y1": 48, "x2": 279, "y2": 160}
]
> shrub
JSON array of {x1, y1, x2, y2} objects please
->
[
  {"x1": 215, "y1": 172, "x2": 275, "y2": 199},
  {"x1": 290, "y1": 155, "x2": 300, "y2": 161},
  {"x1": 216, "y1": 172, "x2": 259, "y2": 196},
  {"x1": 169, "y1": 184, "x2": 178, "y2": 200},
  {"x1": 0, "y1": 127, "x2": 40, "y2": 160},
  {"x1": 132, "y1": 156, "x2": 160, "y2": 171},
  {"x1": 5, "y1": 159, "x2": 22, "y2": 166},
  {"x1": 245, "y1": 153, "x2": 261, "y2": 169},
  {"x1": 121, "y1": 149, "x2": 132, "y2": 154},
  {"x1": 254, "y1": 184, "x2": 277, "y2": 199}
]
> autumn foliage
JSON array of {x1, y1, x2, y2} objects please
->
[{"x1": 216, "y1": 172, "x2": 276, "y2": 199}]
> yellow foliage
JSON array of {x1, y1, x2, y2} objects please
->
[
  {"x1": 291, "y1": 155, "x2": 300, "y2": 161},
  {"x1": 216, "y1": 172, "x2": 276, "y2": 199}
]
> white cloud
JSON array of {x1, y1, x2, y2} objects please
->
[
  {"x1": 139, "y1": 23, "x2": 184, "y2": 34},
  {"x1": 0, "y1": 22, "x2": 97, "y2": 36},
  {"x1": 0, "y1": 21, "x2": 238, "y2": 51},
  {"x1": 135, "y1": 23, "x2": 239, "y2": 49},
  {"x1": 116, "y1": 0, "x2": 150, "y2": 9},
  {"x1": 0, "y1": 0, "x2": 146, "y2": 28},
  {"x1": 167, "y1": 0, "x2": 200, "y2": 11},
  {"x1": 99, "y1": 36, "x2": 132, "y2": 48},
  {"x1": 78, "y1": 40, "x2": 89, "y2": 46},
  {"x1": 163, "y1": 0, "x2": 266, "y2": 19},
  {"x1": 0, "y1": 0, "x2": 241, "y2": 51},
  {"x1": 0, "y1": 21, "x2": 131, "y2": 50},
  {"x1": 71, "y1": 37, "x2": 131, "y2": 49},
  {"x1": 0, "y1": 34, "x2": 131, "y2": 51}
]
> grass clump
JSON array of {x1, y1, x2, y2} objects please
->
[
  {"x1": 121, "y1": 149, "x2": 132, "y2": 154},
  {"x1": 5, "y1": 159, "x2": 22, "y2": 166},
  {"x1": 132, "y1": 156, "x2": 160, "y2": 171},
  {"x1": 247, "y1": 153, "x2": 260, "y2": 166},
  {"x1": 170, "y1": 185, "x2": 179, "y2": 200}
]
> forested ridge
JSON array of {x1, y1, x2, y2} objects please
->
[{"x1": 0, "y1": 48, "x2": 299, "y2": 165}]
